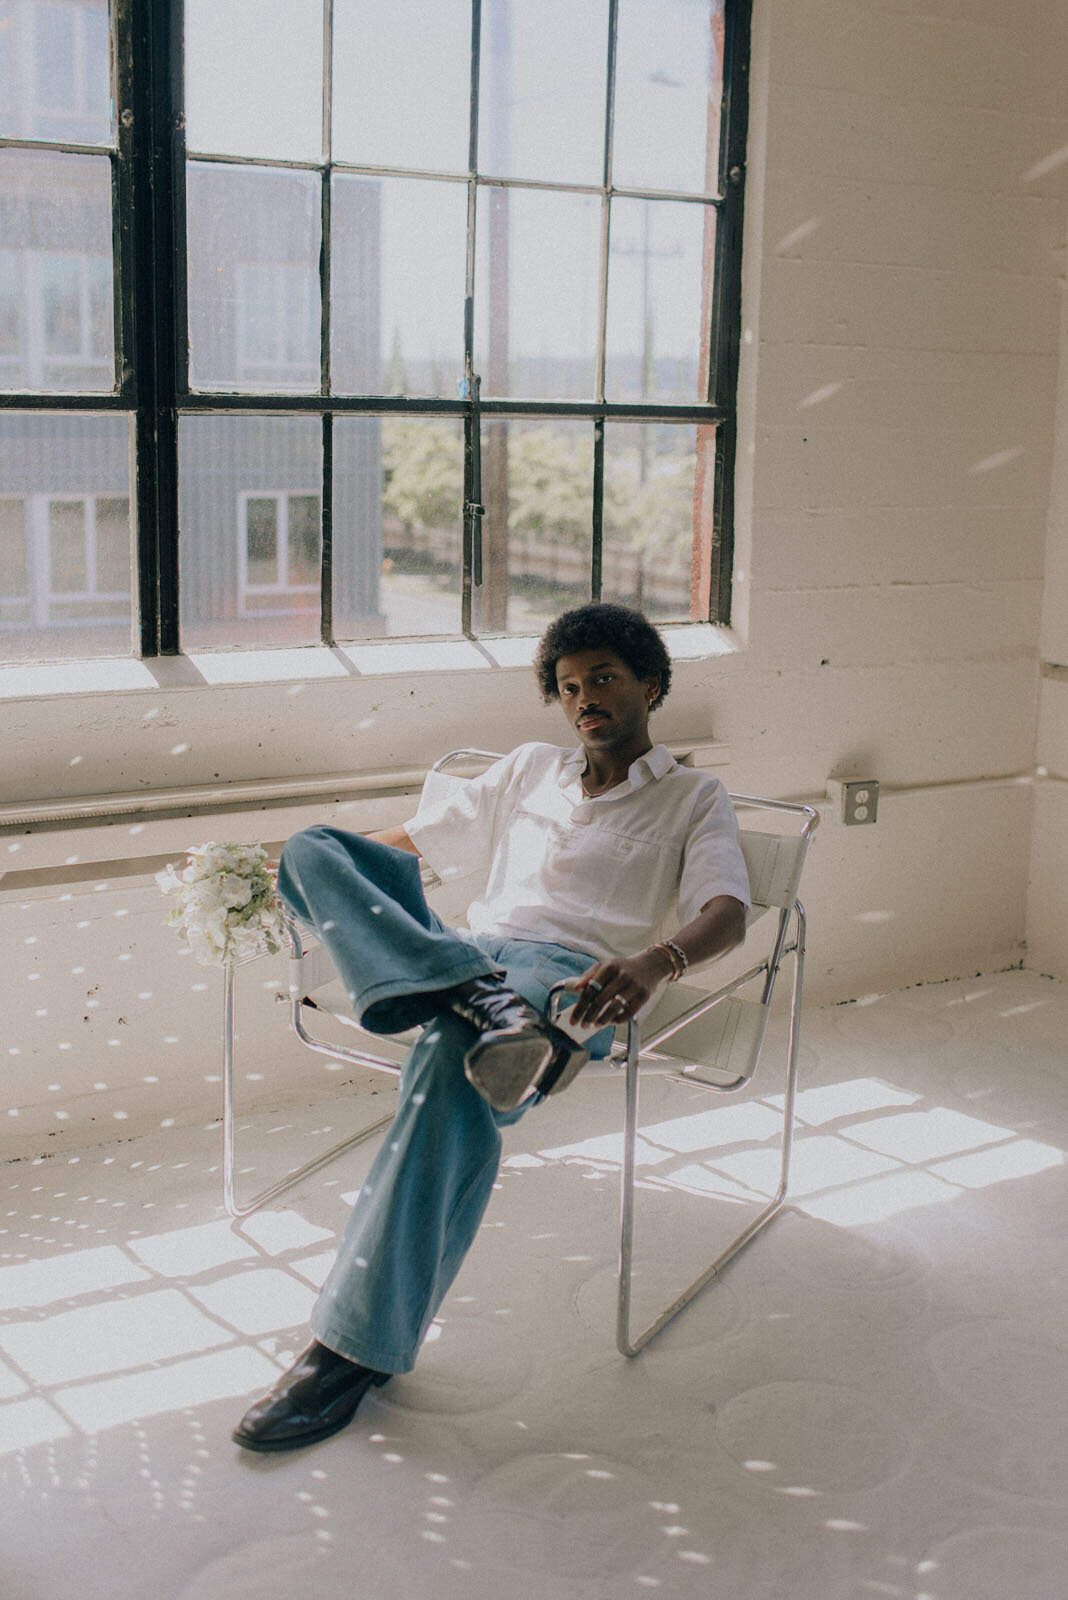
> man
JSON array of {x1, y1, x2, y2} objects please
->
[{"x1": 233, "y1": 602, "x2": 750, "y2": 1452}]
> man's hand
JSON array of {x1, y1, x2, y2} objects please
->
[
  {"x1": 569, "y1": 894, "x2": 747, "y2": 1029},
  {"x1": 569, "y1": 948, "x2": 675, "y2": 1030}
]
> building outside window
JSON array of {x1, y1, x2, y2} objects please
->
[
  {"x1": 0, "y1": 0, "x2": 750, "y2": 663},
  {"x1": 238, "y1": 490, "x2": 321, "y2": 617},
  {"x1": 236, "y1": 266, "x2": 320, "y2": 393},
  {"x1": 0, "y1": 490, "x2": 129, "y2": 635}
]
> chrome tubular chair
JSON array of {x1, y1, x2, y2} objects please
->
[
  {"x1": 221, "y1": 949, "x2": 399, "y2": 1221},
  {"x1": 222, "y1": 749, "x2": 818, "y2": 1356},
  {"x1": 600, "y1": 793, "x2": 817, "y2": 1354}
]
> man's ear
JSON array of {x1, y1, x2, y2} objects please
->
[{"x1": 645, "y1": 676, "x2": 660, "y2": 706}]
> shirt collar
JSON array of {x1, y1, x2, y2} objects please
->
[
  {"x1": 559, "y1": 742, "x2": 677, "y2": 791},
  {"x1": 634, "y1": 743, "x2": 677, "y2": 784}
]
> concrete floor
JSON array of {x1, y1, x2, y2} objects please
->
[{"x1": 2, "y1": 968, "x2": 1067, "y2": 1599}]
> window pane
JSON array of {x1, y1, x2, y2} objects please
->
[
  {"x1": 42, "y1": 255, "x2": 82, "y2": 356},
  {"x1": 331, "y1": 175, "x2": 466, "y2": 397},
  {"x1": 332, "y1": 0, "x2": 470, "y2": 174},
  {"x1": 0, "y1": 253, "x2": 17, "y2": 370},
  {"x1": 602, "y1": 421, "x2": 714, "y2": 622},
  {"x1": 185, "y1": 0, "x2": 323, "y2": 162},
  {"x1": 287, "y1": 494, "x2": 320, "y2": 585},
  {"x1": 0, "y1": 411, "x2": 132, "y2": 660},
  {"x1": 94, "y1": 495, "x2": 130, "y2": 593},
  {"x1": 0, "y1": 11, "x2": 11, "y2": 128},
  {"x1": 0, "y1": 149, "x2": 115, "y2": 392},
  {"x1": 613, "y1": 0, "x2": 723, "y2": 195},
  {"x1": 475, "y1": 186, "x2": 601, "y2": 400},
  {"x1": 36, "y1": 3, "x2": 77, "y2": 110},
  {"x1": 186, "y1": 164, "x2": 322, "y2": 393},
  {"x1": 476, "y1": 417, "x2": 593, "y2": 635},
  {"x1": 245, "y1": 497, "x2": 279, "y2": 586},
  {"x1": 334, "y1": 415, "x2": 463, "y2": 640},
  {"x1": 605, "y1": 198, "x2": 713, "y2": 403},
  {"x1": 478, "y1": 0, "x2": 607, "y2": 186},
  {"x1": 49, "y1": 498, "x2": 86, "y2": 589},
  {"x1": 0, "y1": 0, "x2": 112, "y2": 145},
  {"x1": 0, "y1": 497, "x2": 30, "y2": 621},
  {"x1": 86, "y1": 253, "x2": 111, "y2": 359},
  {"x1": 179, "y1": 415, "x2": 322, "y2": 649}
]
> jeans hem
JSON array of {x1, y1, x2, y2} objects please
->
[
  {"x1": 311, "y1": 1319, "x2": 416, "y2": 1376},
  {"x1": 355, "y1": 952, "x2": 501, "y2": 1032}
]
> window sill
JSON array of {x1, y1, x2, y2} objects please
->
[{"x1": 0, "y1": 623, "x2": 738, "y2": 702}]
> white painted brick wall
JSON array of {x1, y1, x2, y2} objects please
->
[{"x1": 4, "y1": 0, "x2": 1068, "y2": 1149}]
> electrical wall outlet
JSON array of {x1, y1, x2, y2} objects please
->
[{"x1": 840, "y1": 779, "x2": 879, "y2": 825}]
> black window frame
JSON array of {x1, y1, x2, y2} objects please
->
[{"x1": 0, "y1": 0, "x2": 752, "y2": 659}]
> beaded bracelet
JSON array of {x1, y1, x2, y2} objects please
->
[
  {"x1": 662, "y1": 938, "x2": 689, "y2": 980},
  {"x1": 651, "y1": 941, "x2": 685, "y2": 982}
]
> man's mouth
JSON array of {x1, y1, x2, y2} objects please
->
[{"x1": 578, "y1": 711, "x2": 608, "y2": 729}]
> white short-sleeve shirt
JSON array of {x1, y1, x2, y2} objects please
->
[{"x1": 405, "y1": 742, "x2": 750, "y2": 963}]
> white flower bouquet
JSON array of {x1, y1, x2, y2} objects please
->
[{"x1": 156, "y1": 842, "x2": 286, "y2": 967}]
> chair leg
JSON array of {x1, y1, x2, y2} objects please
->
[
  {"x1": 221, "y1": 959, "x2": 394, "y2": 1220},
  {"x1": 616, "y1": 1021, "x2": 641, "y2": 1355},
  {"x1": 615, "y1": 902, "x2": 807, "y2": 1357}
]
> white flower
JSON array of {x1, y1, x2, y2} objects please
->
[{"x1": 156, "y1": 841, "x2": 286, "y2": 966}]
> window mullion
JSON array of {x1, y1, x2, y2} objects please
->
[
  {"x1": 592, "y1": 0, "x2": 619, "y2": 610},
  {"x1": 705, "y1": 0, "x2": 752, "y2": 623},
  {"x1": 591, "y1": 417, "x2": 604, "y2": 603},
  {"x1": 319, "y1": 0, "x2": 333, "y2": 643},
  {"x1": 321, "y1": 414, "x2": 334, "y2": 643},
  {"x1": 125, "y1": 0, "x2": 182, "y2": 655},
  {"x1": 461, "y1": 374, "x2": 483, "y2": 638},
  {"x1": 460, "y1": 0, "x2": 482, "y2": 636},
  {"x1": 595, "y1": 0, "x2": 618, "y2": 406},
  {"x1": 157, "y1": 0, "x2": 184, "y2": 652},
  {"x1": 707, "y1": 0, "x2": 749, "y2": 412}
]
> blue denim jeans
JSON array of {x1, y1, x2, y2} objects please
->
[{"x1": 278, "y1": 825, "x2": 608, "y2": 1374}]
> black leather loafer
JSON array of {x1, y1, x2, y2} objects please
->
[
  {"x1": 448, "y1": 975, "x2": 553, "y2": 1109},
  {"x1": 448, "y1": 975, "x2": 572, "y2": 1111},
  {"x1": 232, "y1": 1339, "x2": 390, "y2": 1453},
  {"x1": 537, "y1": 1035, "x2": 590, "y2": 1098}
]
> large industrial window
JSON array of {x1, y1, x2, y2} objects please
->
[{"x1": 0, "y1": 0, "x2": 751, "y2": 661}]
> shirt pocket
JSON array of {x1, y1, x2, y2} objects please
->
[{"x1": 565, "y1": 828, "x2": 678, "y2": 932}]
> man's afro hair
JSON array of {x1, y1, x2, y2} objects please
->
[{"x1": 533, "y1": 603, "x2": 672, "y2": 711}]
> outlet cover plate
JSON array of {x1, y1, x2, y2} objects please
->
[{"x1": 841, "y1": 780, "x2": 879, "y2": 825}]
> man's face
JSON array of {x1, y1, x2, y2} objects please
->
[{"x1": 554, "y1": 647, "x2": 658, "y2": 756}]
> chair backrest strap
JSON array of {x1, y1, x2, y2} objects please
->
[{"x1": 737, "y1": 830, "x2": 809, "y2": 911}]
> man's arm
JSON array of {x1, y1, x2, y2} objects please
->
[
  {"x1": 569, "y1": 893, "x2": 747, "y2": 1030},
  {"x1": 366, "y1": 826, "x2": 420, "y2": 855}
]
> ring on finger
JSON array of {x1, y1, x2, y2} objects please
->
[{"x1": 585, "y1": 979, "x2": 603, "y2": 994}]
